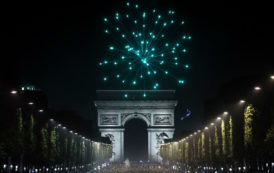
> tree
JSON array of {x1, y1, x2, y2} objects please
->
[
  {"x1": 228, "y1": 116, "x2": 233, "y2": 158},
  {"x1": 264, "y1": 125, "x2": 274, "y2": 158},
  {"x1": 40, "y1": 126, "x2": 49, "y2": 162},
  {"x1": 244, "y1": 104, "x2": 255, "y2": 152},
  {"x1": 214, "y1": 126, "x2": 220, "y2": 157},
  {"x1": 26, "y1": 114, "x2": 36, "y2": 163},
  {"x1": 221, "y1": 119, "x2": 226, "y2": 156},
  {"x1": 49, "y1": 129, "x2": 57, "y2": 163}
]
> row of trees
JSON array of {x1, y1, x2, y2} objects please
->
[
  {"x1": 160, "y1": 103, "x2": 274, "y2": 171},
  {"x1": 0, "y1": 108, "x2": 112, "y2": 169}
]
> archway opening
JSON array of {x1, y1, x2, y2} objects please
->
[{"x1": 124, "y1": 118, "x2": 148, "y2": 161}]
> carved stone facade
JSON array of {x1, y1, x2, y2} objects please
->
[{"x1": 94, "y1": 90, "x2": 176, "y2": 162}]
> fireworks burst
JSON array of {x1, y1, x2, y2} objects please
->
[{"x1": 99, "y1": 2, "x2": 192, "y2": 97}]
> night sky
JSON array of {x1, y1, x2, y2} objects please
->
[{"x1": 2, "y1": 0, "x2": 273, "y2": 136}]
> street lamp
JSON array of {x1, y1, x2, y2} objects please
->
[
  {"x1": 217, "y1": 117, "x2": 221, "y2": 120},
  {"x1": 254, "y1": 86, "x2": 261, "y2": 91},
  {"x1": 38, "y1": 109, "x2": 44, "y2": 113},
  {"x1": 270, "y1": 75, "x2": 274, "y2": 80},
  {"x1": 240, "y1": 100, "x2": 246, "y2": 104},
  {"x1": 28, "y1": 102, "x2": 34, "y2": 105},
  {"x1": 10, "y1": 90, "x2": 17, "y2": 95},
  {"x1": 223, "y1": 111, "x2": 228, "y2": 115}
]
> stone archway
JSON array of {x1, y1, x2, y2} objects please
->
[
  {"x1": 121, "y1": 112, "x2": 151, "y2": 126},
  {"x1": 124, "y1": 118, "x2": 148, "y2": 161},
  {"x1": 94, "y1": 90, "x2": 176, "y2": 162}
]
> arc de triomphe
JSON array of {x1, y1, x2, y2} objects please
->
[{"x1": 94, "y1": 90, "x2": 176, "y2": 162}]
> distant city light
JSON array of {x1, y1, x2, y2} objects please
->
[
  {"x1": 254, "y1": 86, "x2": 261, "y2": 90},
  {"x1": 223, "y1": 111, "x2": 228, "y2": 115},
  {"x1": 240, "y1": 100, "x2": 246, "y2": 104},
  {"x1": 217, "y1": 117, "x2": 221, "y2": 120},
  {"x1": 10, "y1": 90, "x2": 17, "y2": 94},
  {"x1": 204, "y1": 127, "x2": 208, "y2": 130},
  {"x1": 28, "y1": 102, "x2": 34, "y2": 105},
  {"x1": 271, "y1": 75, "x2": 274, "y2": 80},
  {"x1": 211, "y1": 123, "x2": 214, "y2": 126},
  {"x1": 38, "y1": 109, "x2": 44, "y2": 113}
]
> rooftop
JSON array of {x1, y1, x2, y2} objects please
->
[{"x1": 96, "y1": 90, "x2": 176, "y2": 100}]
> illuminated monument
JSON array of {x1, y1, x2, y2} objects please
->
[{"x1": 94, "y1": 90, "x2": 176, "y2": 162}]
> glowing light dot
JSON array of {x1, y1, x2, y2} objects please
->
[
  {"x1": 104, "y1": 60, "x2": 108, "y2": 64},
  {"x1": 122, "y1": 34, "x2": 125, "y2": 38},
  {"x1": 188, "y1": 36, "x2": 192, "y2": 39},
  {"x1": 99, "y1": 62, "x2": 103, "y2": 66},
  {"x1": 153, "y1": 9, "x2": 156, "y2": 13},
  {"x1": 132, "y1": 81, "x2": 136, "y2": 85},
  {"x1": 147, "y1": 71, "x2": 151, "y2": 75},
  {"x1": 116, "y1": 74, "x2": 120, "y2": 78},
  {"x1": 165, "y1": 43, "x2": 169, "y2": 47},
  {"x1": 103, "y1": 18, "x2": 108, "y2": 22},
  {"x1": 134, "y1": 20, "x2": 137, "y2": 24},
  {"x1": 161, "y1": 34, "x2": 165, "y2": 38},
  {"x1": 254, "y1": 86, "x2": 261, "y2": 90},
  {"x1": 153, "y1": 70, "x2": 157, "y2": 74},
  {"x1": 109, "y1": 46, "x2": 114, "y2": 50},
  {"x1": 124, "y1": 94, "x2": 128, "y2": 98},
  {"x1": 105, "y1": 29, "x2": 109, "y2": 34},
  {"x1": 135, "y1": 4, "x2": 139, "y2": 8},
  {"x1": 181, "y1": 20, "x2": 185, "y2": 24},
  {"x1": 185, "y1": 64, "x2": 189, "y2": 68},
  {"x1": 182, "y1": 48, "x2": 187, "y2": 52},
  {"x1": 116, "y1": 27, "x2": 120, "y2": 31},
  {"x1": 178, "y1": 80, "x2": 184, "y2": 84},
  {"x1": 143, "y1": 12, "x2": 146, "y2": 18},
  {"x1": 182, "y1": 35, "x2": 187, "y2": 39},
  {"x1": 140, "y1": 75, "x2": 143, "y2": 78},
  {"x1": 114, "y1": 61, "x2": 118, "y2": 65},
  {"x1": 143, "y1": 93, "x2": 147, "y2": 97},
  {"x1": 126, "y1": 2, "x2": 130, "y2": 6},
  {"x1": 129, "y1": 66, "x2": 132, "y2": 70},
  {"x1": 142, "y1": 24, "x2": 146, "y2": 28},
  {"x1": 158, "y1": 15, "x2": 161, "y2": 19},
  {"x1": 103, "y1": 77, "x2": 107, "y2": 81},
  {"x1": 165, "y1": 71, "x2": 169, "y2": 74},
  {"x1": 163, "y1": 22, "x2": 167, "y2": 27},
  {"x1": 122, "y1": 80, "x2": 125, "y2": 84}
]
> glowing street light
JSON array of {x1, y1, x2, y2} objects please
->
[
  {"x1": 223, "y1": 111, "x2": 228, "y2": 115},
  {"x1": 270, "y1": 75, "x2": 274, "y2": 80},
  {"x1": 10, "y1": 90, "x2": 17, "y2": 95},
  {"x1": 217, "y1": 117, "x2": 221, "y2": 120},
  {"x1": 28, "y1": 102, "x2": 34, "y2": 105},
  {"x1": 254, "y1": 86, "x2": 261, "y2": 91},
  {"x1": 204, "y1": 126, "x2": 208, "y2": 130},
  {"x1": 38, "y1": 109, "x2": 44, "y2": 113},
  {"x1": 240, "y1": 100, "x2": 246, "y2": 104},
  {"x1": 211, "y1": 123, "x2": 214, "y2": 126}
]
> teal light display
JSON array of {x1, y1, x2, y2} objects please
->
[{"x1": 99, "y1": 2, "x2": 192, "y2": 97}]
